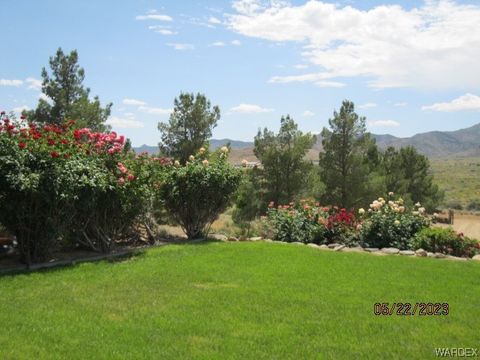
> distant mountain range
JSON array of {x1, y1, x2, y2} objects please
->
[
  {"x1": 133, "y1": 139, "x2": 254, "y2": 156},
  {"x1": 373, "y1": 123, "x2": 480, "y2": 158},
  {"x1": 134, "y1": 122, "x2": 480, "y2": 160}
]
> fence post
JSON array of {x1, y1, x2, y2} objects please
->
[{"x1": 448, "y1": 210, "x2": 454, "y2": 225}]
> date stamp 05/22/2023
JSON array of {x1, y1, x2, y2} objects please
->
[{"x1": 373, "y1": 302, "x2": 449, "y2": 316}]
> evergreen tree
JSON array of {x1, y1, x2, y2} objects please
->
[
  {"x1": 254, "y1": 115, "x2": 315, "y2": 205},
  {"x1": 395, "y1": 146, "x2": 443, "y2": 210},
  {"x1": 319, "y1": 100, "x2": 376, "y2": 208},
  {"x1": 24, "y1": 48, "x2": 112, "y2": 131},
  {"x1": 158, "y1": 92, "x2": 220, "y2": 164}
]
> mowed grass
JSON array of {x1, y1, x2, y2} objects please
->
[{"x1": 1, "y1": 242, "x2": 479, "y2": 359}]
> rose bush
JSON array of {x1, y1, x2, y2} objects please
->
[
  {"x1": 160, "y1": 146, "x2": 241, "y2": 239},
  {"x1": 358, "y1": 195, "x2": 430, "y2": 249},
  {"x1": 0, "y1": 113, "x2": 168, "y2": 262},
  {"x1": 410, "y1": 227, "x2": 479, "y2": 257},
  {"x1": 264, "y1": 199, "x2": 358, "y2": 245}
]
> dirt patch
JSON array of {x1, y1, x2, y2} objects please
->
[{"x1": 434, "y1": 214, "x2": 480, "y2": 239}]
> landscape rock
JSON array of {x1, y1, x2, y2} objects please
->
[
  {"x1": 370, "y1": 251, "x2": 388, "y2": 256},
  {"x1": 415, "y1": 249, "x2": 427, "y2": 257},
  {"x1": 228, "y1": 236, "x2": 239, "y2": 242},
  {"x1": 307, "y1": 243, "x2": 320, "y2": 248},
  {"x1": 319, "y1": 245, "x2": 329, "y2": 249},
  {"x1": 341, "y1": 247, "x2": 363, "y2": 252},
  {"x1": 263, "y1": 239, "x2": 273, "y2": 242},
  {"x1": 427, "y1": 252, "x2": 435, "y2": 258},
  {"x1": 334, "y1": 245, "x2": 346, "y2": 251},
  {"x1": 328, "y1": 243, "x2": 340, "y2": 249},
  {"x1": 472, "y1": 255, "x2": 480, "y2": 261},
  {"x1": 291, "y1": 242, "x2": 305, "y2": 245},
  {"x1": 364, "y1": 248, "x2": 379, "y2": 252},
  {"x1": 381, "y1": 248, "x2": 400, "y2": 255},
  {"x1": 399, "y1": 250, "x2": 415, "y2": 256},
  {"x1": 248, "y1": 237, "x2": 262, "y2": 242},
  {"x1": 209, "y1": 234, "x2": 228, "y2": 241},
  {"x1": 445, "y1": 255, "x2": 467, "y2": 261},
  {"x1": 434, "y1": 252, "x2": 446, "y2": 259}
]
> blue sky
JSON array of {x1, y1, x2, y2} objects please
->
[{"x1": 1, "y1": 0, "x2": 480, "y2": 146}]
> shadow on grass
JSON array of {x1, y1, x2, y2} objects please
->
[
  {"x1": 1, "y1": 238, "x2": 226, "y2": 277},
  {"x1": 0, "y1": 249, "x2": 146, "y2": 278}
]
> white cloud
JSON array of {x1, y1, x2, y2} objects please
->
[
  {"x1": 368, "y1": 120, "x2": 400, "y2": 127},
  {"x1": 294, "y1": 64, "x2": 308, "y2": 69},
  {"x1": 422, "y1": 93, "x2": 480, "y2": 112},
  {"x1": 136, "y1": 14, "x2": 172, "y2": 21},
  {"x1": 123, "y1": 98, "x2": 146, "y2": 106},
  {"x1": 25, "y1": 77, "x2": 42, "y2": 90},
  {"x1": 107, "y1": 116, "x2": 144, "y2": 129},
  {"x1": 0, "y1": 79, "x2": 23, "y2": 86},
  {"x1": 228, "y1": 0, "x2": 480, "y2": 89},
  {"x1": 156, "y1": 29, "x2": 177, "y2": 35},
  {"x1": 12, "y1": 105, "x2": 30, "y2": 113},
  {"x1": 210, "y1": 41, "x2": 226, "y2": 47},
  {"x1": 231, "y1": 39, "x2": 241, "y2": 46},
  {"x1": 268, "y1": 72, "x2": 345, "y2": 87},
  {"x1": 230, "y1": 103, "x2": 274, "y2": 113},
  {"x1": 166, "y1": 43, "x2": 194, "y2": 50},
  {"x1": 358, "y1": 102, "x2": 377, "y2": 109},
  {"x1": 138, "y1": 105, "x2": 172, "y2": 115},
  {"x1": 303, "y1": 110, "x2": 315, "y2": 117},
  {"x1": 208, "y1": 16, "x2": 222, "y2": 24}
]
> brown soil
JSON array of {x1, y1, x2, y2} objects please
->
[{"x1": 434, "y1": 214, "x2": 480, "y2": 239}]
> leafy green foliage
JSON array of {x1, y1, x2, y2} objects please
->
[
  {"x1": 158, "y1": 92, "x2": 220, "y2": 164},
  {"x1": 0, "y1": 115, "x2": 166, "y2": 262},
  {"x1": 160, "y1": 148, "x2": 241, "y2": 239},
  {"x1": 232, "y1": 167, "x2": 266, "y2": 236},
  {"x1": 410, "y1": 227, "x2": 479, "y2": 257},
  {"x1": 264, "y1": 199, "x2": 358, "y2": 245},
  {"x1": 254, "y1": 115, "x2": 315, "y2": 205},
  {"x1": 359, "y1": 195, "x2": 430, "y2": 249},
  {"x1": 24, "y1": 48, "x2": 112, "y2": 131}
]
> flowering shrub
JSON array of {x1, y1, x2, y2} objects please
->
[
  {"x1": 410, "y1": 227, "x2": 479, "y2": 258},
  {"x1": 67, "y1": 153, "x2": 170, "y2": 252},
  {"x1": 0, "y1": 113, "x2": 166, "y2": 262},
  {"x1": 265, "y1": 200, "x2": 358, "y2": 245},
  {"x1": 359, "y1": 195, "x2": 430, "y2": 249},
  {"x1": 160, "y1": 147, "x2": 241, "y2": 239},
  {"x1": 265, "y1": 200, "x2": 328, "y2": 243}
]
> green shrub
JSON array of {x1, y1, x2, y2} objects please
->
[
  {"x1": 0, "y1": 115, "x2": 165, "y2": 262},
  {"x1": 466, "y1": 199, "x2": 480, "y2": 212},
  {"x1": 410, "y1": 227, "x2": 479, "y2": 257},
  {"x1": 265, "y1": 201, "x2": 327, "y2": 243},
  {"x1": 160, "y1": 148, "x2": 241, "y2": 239},
  {"x1": 359, "y1": 195, "x2": 430, "y2": 249},
  {"x1": 264, "y1": 200, "x2": 358, "y2": 244},
  {"x1": 68, "y1": 153, "x2": 169, "y2": 252}
]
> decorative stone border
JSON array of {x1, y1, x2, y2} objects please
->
[{"x1": 210, "y1": 234, "x2": 480, "y2": 262}]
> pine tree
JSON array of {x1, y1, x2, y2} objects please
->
[
  {"x1": 158, "y1": 92, "x2": 220, "y2": 164},
  {"x1": 254, "y1": 115, "x2": 315, "y2": 205},
  {"x1": 24, "y1": 48, "x2": 112, "y2": 131},
  {"x1": 319, "y1": 100, "x2": 375, "y2": 208}
]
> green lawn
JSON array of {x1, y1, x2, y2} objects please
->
[{"x1": 1, "y1": 242, "x2": 479, "y2": 359}]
